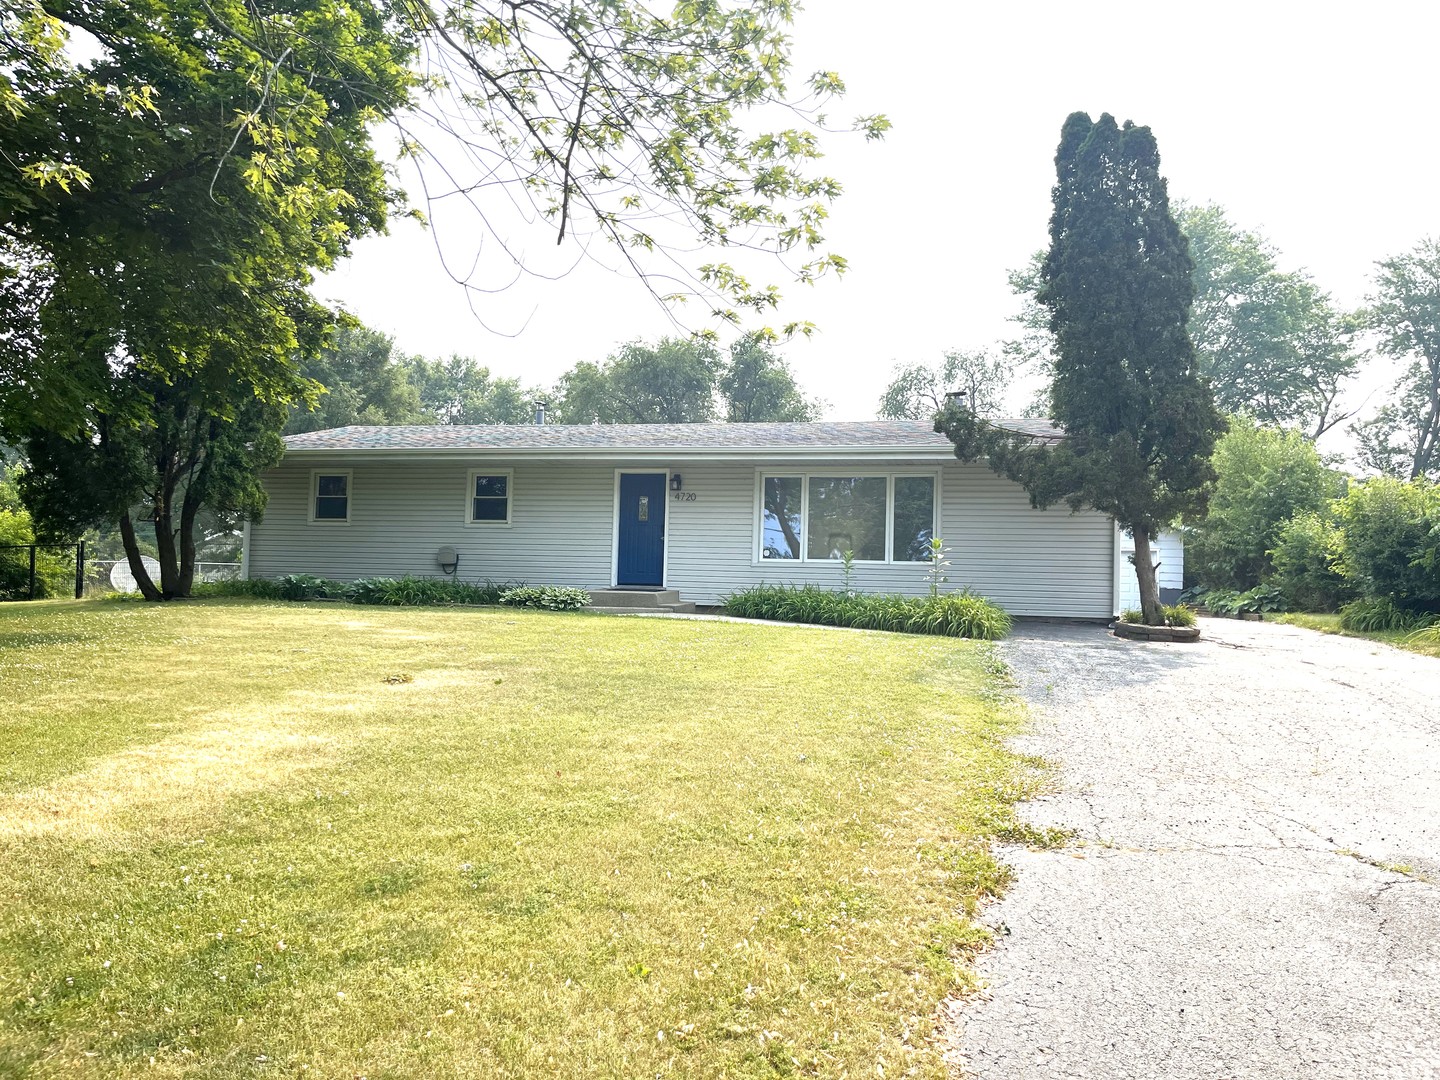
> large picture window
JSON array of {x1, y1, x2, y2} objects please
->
[{"x1": 756, "y1": 473, "x2": 937, "y2": 563}]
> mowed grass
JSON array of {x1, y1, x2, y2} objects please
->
[
  {"x1": 1274, "y1": 612, "x2": 1440, "y2": 659},
  {"x1": 0, "y1": 599, "x2": 1036, "y2": 1079}
]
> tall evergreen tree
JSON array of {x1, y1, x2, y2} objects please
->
[{"x1": 938, "y1": 112, "x2": 1224, "y2": 625}]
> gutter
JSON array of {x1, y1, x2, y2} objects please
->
[{"x1": 275, "y1": 445, "x2": 960, "y2": 464}]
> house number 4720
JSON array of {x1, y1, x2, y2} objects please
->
[{"x1": 671, "y1": 491, "x2": 697, "y2": 502}]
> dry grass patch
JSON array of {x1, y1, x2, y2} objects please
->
[{"x1": 0, "y1": 599, "x2": 1032, "y2": 1078}]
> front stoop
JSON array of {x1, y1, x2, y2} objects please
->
[{"x1": 587, "y1": 588, "x2": 698, "y2": 615}]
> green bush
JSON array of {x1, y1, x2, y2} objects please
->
[
  {"x1": 0, "y1": 510, "x2": 73, "y2": 600},
  {"x1": 1187, "y1": 419, "x2": 1342, "y2": 591},
  {"x1": 1184, "y1": 585, "x2": 1282, "y2": 616},
  {"x1": 721, "y1": 584, "x2": 1011, "y2": 640},
  {"x1": 498, "y1": 585, "x2": 592, "y2": 611},
  {"x1": 1334, "y1": 477, "x2": 1440, "y2": 615},
  {"x1": 1119, "y1": 608, "x2": 1144, "y2": 624},
  {"x1": 347, "y1": 576, "x2": 507, "y2": 606},
  {"x1": 1162, "y1": 603, "x2": 1197, "y2": 627},
  {"x1": 197, "y1": 575, "x2": 508, "y2": 606},
  {"x1": 1269, "y1": 510, "x2": 1355, "y2": 613},
  {"x1": 1339, "y1": 598, "x2": 1434, "y2": 634},
  {"x1": 189, "y1": 578, "x2": 286, "y2": 600}
]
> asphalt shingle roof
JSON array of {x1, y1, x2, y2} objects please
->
[{"x1": 282, "y1": 419, "x2": 1062, "y2": 453}]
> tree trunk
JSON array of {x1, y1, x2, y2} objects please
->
[
  {"x1": 1131, "y1": 528, "x2": 1166, "y2": 626},
  {"x1": 118, "y1": 512, "x2": 162, "y2": 601},
  {"x1": 177, "y1": 480, "x2": 202, "y2": 596},
  {"x1": 152, "y1": 497, "x2": 181, "y2": 599}
]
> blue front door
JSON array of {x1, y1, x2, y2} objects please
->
[{"x1": 617, "y1": 473, "x2": 666, "y2": 586}]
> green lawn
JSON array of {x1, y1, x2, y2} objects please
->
[
  {"x1": 0, "y1": 599, "x2": 1036, "y2": 1079},
  {"x1": 1274, "y1": 612, "x2": 1440, "y2": 659}
]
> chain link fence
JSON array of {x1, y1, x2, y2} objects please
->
[
  {"x1": 0, "y1": 543, "x2": 83, "y2": 601},
  {"x1": 83, "y1": 559, "x2": 241, "y2": 597}
]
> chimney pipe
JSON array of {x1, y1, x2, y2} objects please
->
[
  {"x1": 944, "y1": 390, "x2": 969, "y2": 411},
  {"x1": 533, "y1": 400, "x2": 547, "y2": 425}
]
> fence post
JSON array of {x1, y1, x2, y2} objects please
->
[
  {"x1": 28, "y1": 544, "x2": 36, "y2": 601},
  {"x1": 75, "y1": 539, "x2": 86, "y2": 600}
]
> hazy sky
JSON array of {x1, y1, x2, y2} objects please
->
[{"x1": 317, "y1": 0, "x2": 1439, "y2": 432}]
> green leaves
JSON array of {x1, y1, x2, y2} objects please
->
[{"x1": 401, "y1": 0, "x2": 885, "y2": 328}]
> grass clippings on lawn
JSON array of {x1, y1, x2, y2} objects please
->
[{"x1": 0, "y1": 599, "x2": 1037, "y2": 1078}]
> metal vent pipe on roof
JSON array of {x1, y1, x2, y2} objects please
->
[{"x1": 533, "y1": 401, "x2": 547, "y2": 425}]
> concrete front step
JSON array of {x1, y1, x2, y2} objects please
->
[
  {"x1": 588, "y1": 588, "x2": 683, "y2": 609},
  {"x1": 587, "y1": 588, "x2": 697, "y2": 615},
  {"x1": 589, "y1": 603, "x2": 698, "y2": 616}
]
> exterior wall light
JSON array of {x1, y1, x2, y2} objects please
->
[{"x1": 670, "y1": 473, "x2": 683, "y2": 492}]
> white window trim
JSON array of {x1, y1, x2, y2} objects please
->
[
  {"x1": 308, "y1": 469, "x2": 352, "y2": 526},
  {"x1": 464, "y1": 467, "x2": 514, "y2": 527},
  {"x1": 752, "y1": 469, "x2": 941, "y2": 566}
]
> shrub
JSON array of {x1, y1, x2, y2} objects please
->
[
  {"x1": 498, "y1": 585, "x2": 591, "y2": 611},
  {"x1": 0, "y1": 510, "x2": 74, "y2": 600},
  {"x1": 1162, "y1": 604, "x2": 1197, "y2": 627},
  {"x1": 275, "y1": 573, "x2": 339, "y2": 601},
  {"x1": 1187, "y1": 419, "x2": 1342, "y2": 591},
  {"x1": 1339, "y1": 598, "x2": 1433, "y2": 634},
  {"x1": 348, "y1": 576, "x2": 508, "y2": 606},
  {"x1": 1195, "y1": 585, "x2": 1283, "y2": 616},
  {"x1": 1269, "y1": 510, "x2": 1355, "y2": 612},
  {"x1": 721, "y1": 584, "x2": 1010, "y2": 640},
  {"x1": 1407, "y1": 623, "x2": 1440, "y2": 646},
  {"x1": 190, "y1": 578, "x2": 286, "y2": 600},
  {"x1": 1119, "y1": 608, "x2": 1144, "y2": 624},
  {"x1": 1333, "y1": 477, "x2": 1440, "y2": 615}
]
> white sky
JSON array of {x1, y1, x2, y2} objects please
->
[{"x1": 316, "y1": 0, "x2": 1439, "y2": 439}]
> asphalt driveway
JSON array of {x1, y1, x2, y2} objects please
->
[{"x1": 950, "y1": 618, "x2": 1440, "y2": 1079}]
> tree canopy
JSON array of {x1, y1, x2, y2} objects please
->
[
  {"x1": 939, "y1": 111, "x2": 1224, "y2": 625},
  {"x1": 1353, "y1": 237, "x2": 1440, "y2": 480},
  {"x1": 1178, "y1": 203, "x2": 1359, "y2": 439},
  {"x1": 384, "y1": 0, "x2": 887, "y2": 330},
  {"x1": 552, "y1": 335, "x2": 818, "y2": 423},
  {"x1": 1003, "y1": 205, "x2": 1361, "y2": 438},
  {"x1": 877, "y1": 349, "x2": 1016, "y2": 420},
  {"x1": 285, "y1": 326, "x2": 427, "y2": 435},
  {"x1": 0, "y1": 0, "x2": 416, "y2": 598}
]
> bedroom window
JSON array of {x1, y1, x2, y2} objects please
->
[
  {"x1": 310, "y1": 471, "x2": 351, "y2": 524},
  {"x1": 756, "y1": 473, "x2": 937, "y2": 563},
  {"x1": 468, "y1": 471, "x2": 511, "y2": 524}
]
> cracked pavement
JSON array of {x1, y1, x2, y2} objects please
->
[{"x1": 949, "y1": 617, "x2": 1440, "y2": 1079}]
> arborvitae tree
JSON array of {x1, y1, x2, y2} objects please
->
[{"x1": 938, "y1": 112, "x2": 1224, "y2": 625}]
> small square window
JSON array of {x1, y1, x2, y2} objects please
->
[
  {"x1": 468, "y1": 472, "x2": 511, "y2": 524},
  {"x1": 311, "y1": 472, "x2": 350, "y2": 523}
]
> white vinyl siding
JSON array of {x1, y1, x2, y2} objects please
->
[
  {"x1": 250, "y1": 460, "x2": 611, "y2": 587},
  {"x1": 249, "y1": 456, "x2": 1117, "y2": 618},
  {"x1": 668, "y1": 462, "x2": 1113, "y2": 617}
]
